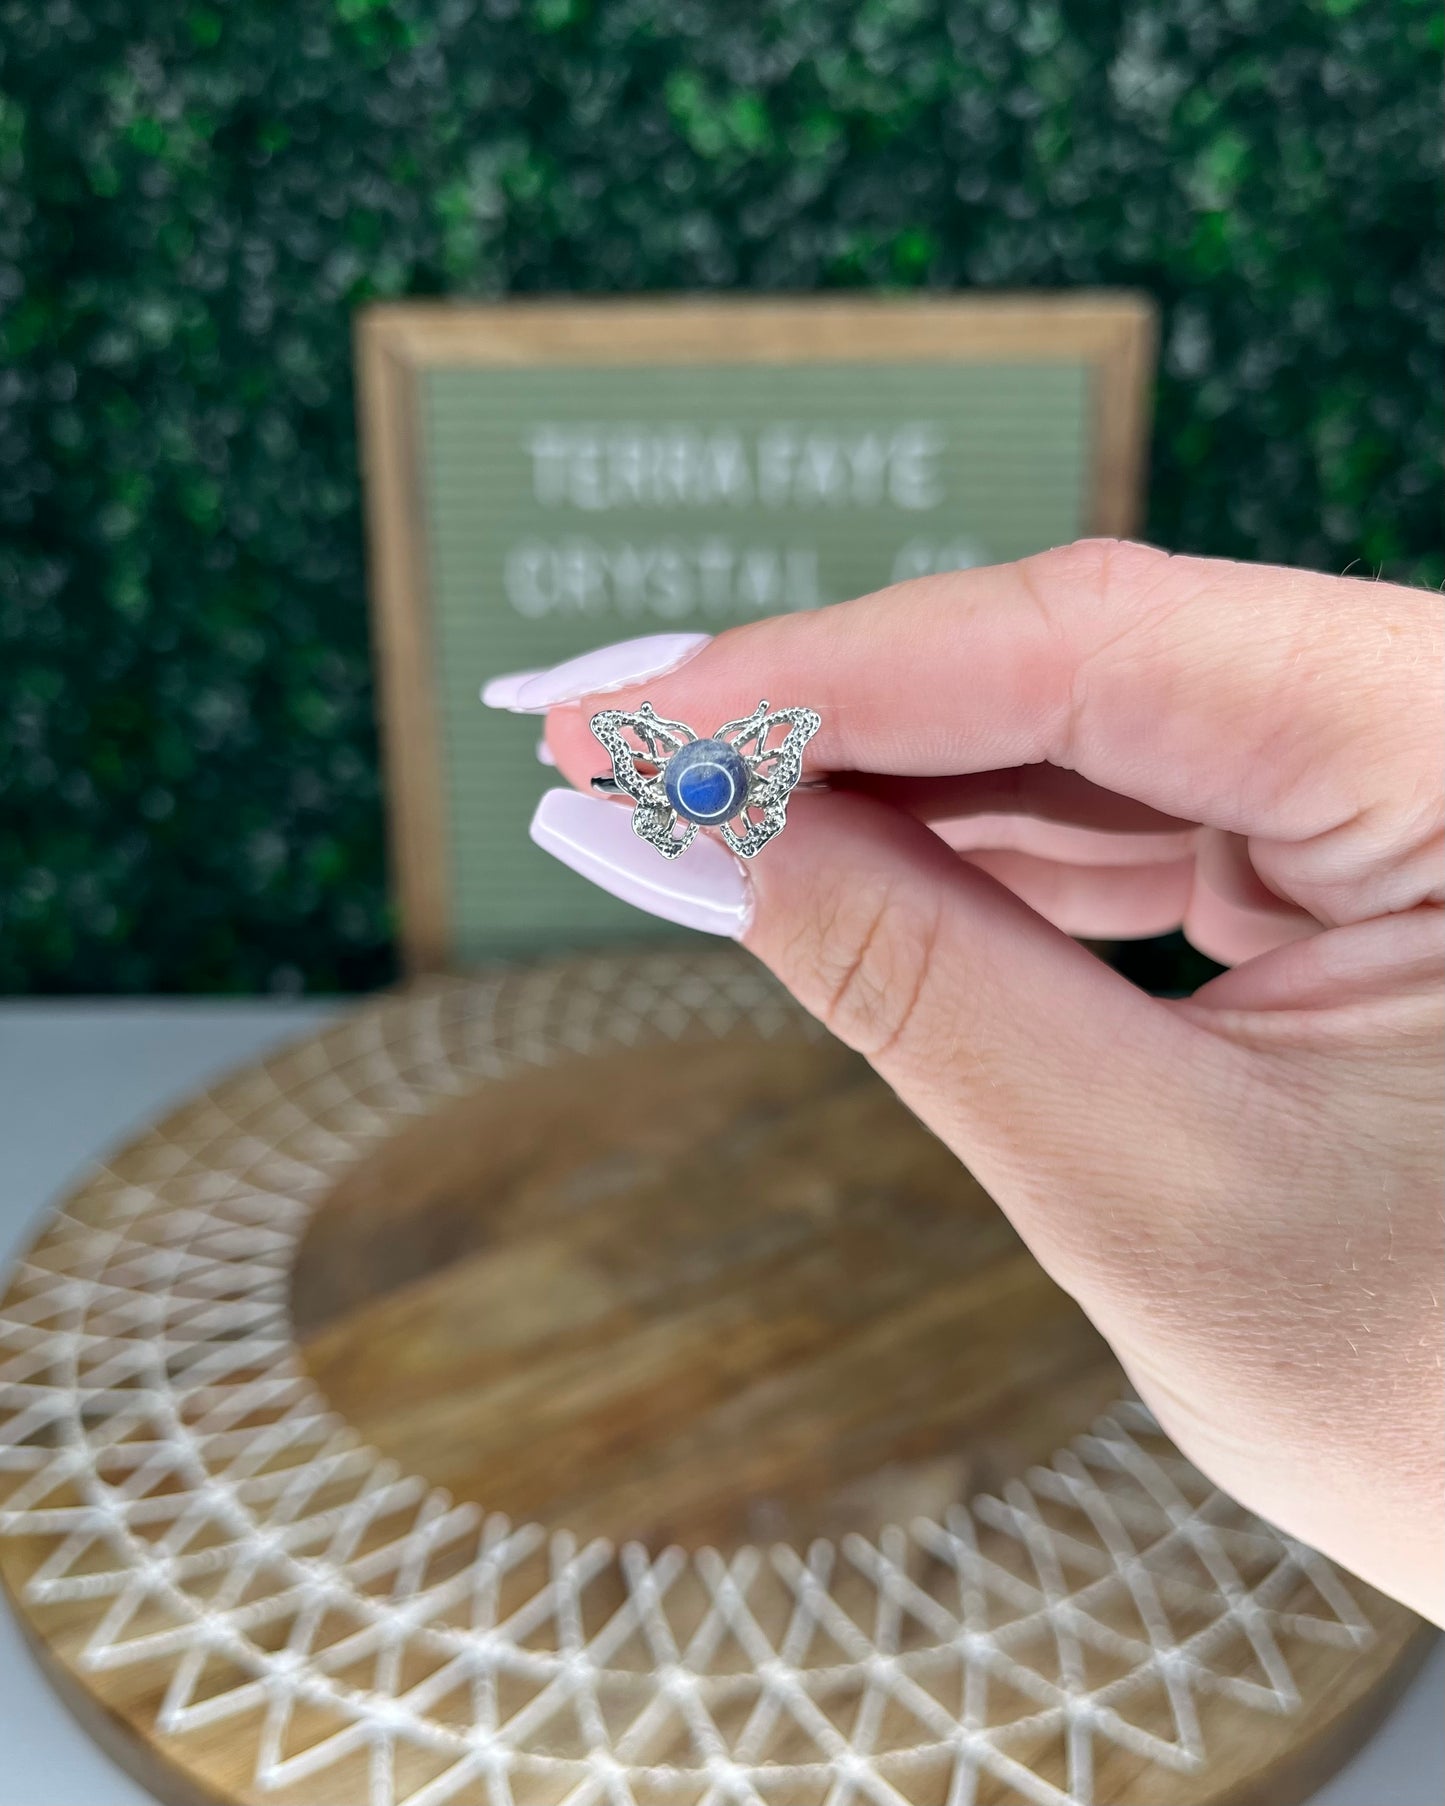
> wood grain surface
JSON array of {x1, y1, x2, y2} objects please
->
[
  {"x1": 294, "y1": 1033, "x2": 1121, "y2": 1550},
  {"x1": 0, "y1": 956, "x2": 1431, "y2": 1806}
]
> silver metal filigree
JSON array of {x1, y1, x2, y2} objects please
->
[{"x1": 590, "y1": 699, "x2": 822, "y2": 860}]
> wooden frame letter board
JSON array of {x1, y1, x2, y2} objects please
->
[{"x1": 357, "y1": 296, "x2": 1155, "y2": 970}]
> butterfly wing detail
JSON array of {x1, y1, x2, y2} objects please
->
[
  {"x1": 589, "y1": 703, "x2": 698, "y2": 860},
  {"x1": 715, "y1": 702, "x2": 822, "y2": 858}
]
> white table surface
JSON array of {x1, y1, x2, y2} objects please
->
[{"x1": 0, "y1": 1000, "x2": 1439, "y2": 1806}]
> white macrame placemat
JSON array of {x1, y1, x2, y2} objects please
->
[{"x1": 0, "y1": 954, "x2": 1396, "y2": 1806}]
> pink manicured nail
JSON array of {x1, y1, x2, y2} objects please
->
[
  {"x1": 529, "y1": 789, "x2": 751, "y2": 938},
  {"x1": 478, "y1": 669, "x2": 545, "y2": 709},
  {"x1": 481, "y1": 633, "x2": 710, "y2": 714}
]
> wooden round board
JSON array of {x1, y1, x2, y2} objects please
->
[{"x1": 0, "y1": 950, "x2": 1431, "y2": 1806}]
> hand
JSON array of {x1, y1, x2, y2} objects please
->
[{"x1": 485, "y1": 539, "x2": 1444, "y2": 1622}]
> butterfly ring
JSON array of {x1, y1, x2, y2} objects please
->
[{"x1": 589, "y1": 700, "x2": 822, "y2": 860}]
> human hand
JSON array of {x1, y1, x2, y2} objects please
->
[{"x1": 483, "y1": 539, "x2": 1444, "y2": 1623}]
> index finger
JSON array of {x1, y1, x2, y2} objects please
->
[{"x1": 538, "y1": 539, "x2": 1437, "y2": 873}]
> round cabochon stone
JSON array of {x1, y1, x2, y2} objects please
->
[{"x1": 663, "y1": 738, "x2": 750, "y2": 825}]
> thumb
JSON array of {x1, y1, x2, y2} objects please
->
[{"x1": 529, "y1": 782, "x2": 1236, "y2": 1305}]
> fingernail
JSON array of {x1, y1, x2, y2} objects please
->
[
  {"x1": 535, "y1": 737, "x2": 556, "y2": 766},
  {"x1": 529, "y1": 789, "x2": 751, "y2": 938},
  {"x1": 479, "y1": 669, "x2": 544, "y2": 709},
  {"x1": 481, "y1": 632, "x2": 710, "y2": 714}
]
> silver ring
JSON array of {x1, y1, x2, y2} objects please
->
[{"x1": 589, "y1": 699, "x2": 822, "y2": 861}]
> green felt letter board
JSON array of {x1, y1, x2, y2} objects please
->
[{"x1": 356, "y1": 298, "x2": 1154, "y2": 969}]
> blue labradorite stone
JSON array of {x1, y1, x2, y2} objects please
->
[{"x1": 663, "y1": 737, "x2": 750, "y2": 825}]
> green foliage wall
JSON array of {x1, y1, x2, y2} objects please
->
[{"x1": 1, "y1": 0, "x2": 1439, "y2": 993}]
